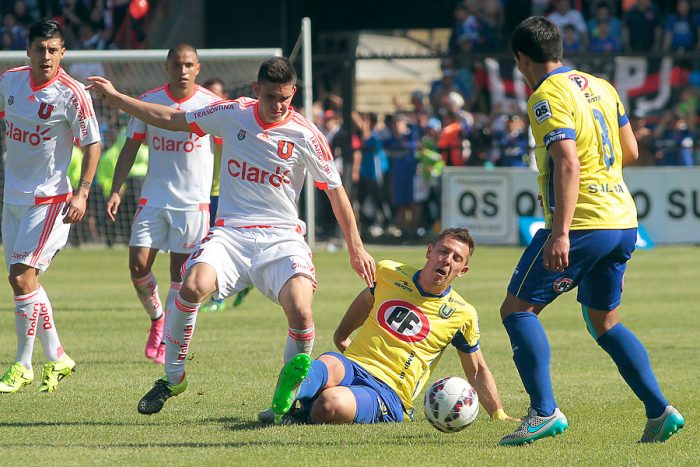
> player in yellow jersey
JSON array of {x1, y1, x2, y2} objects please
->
[
  {"x1": 263, "y1": 228, "x2": 518, "y2": 425},
  {"x1": 498, "y1": 17, "x2": 684, "y2": 446}
]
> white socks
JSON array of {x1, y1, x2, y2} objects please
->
[
  {"x1": 133, "y1": 271, "x2": 163, "y2": 320},
  {"x1": 164, "y1": 294, "x2": 200, "y2": 384},
  {"x1": 13, "y1": 287, "x2": 64, "y2": 368},
  {"x1": 284, "y1": 326, "x2": 315, "y2": 363}
]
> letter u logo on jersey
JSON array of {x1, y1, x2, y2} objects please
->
[
  {"x1": 38, "y1": 103, "x2": 55, "y2": 120},
  {"x1": 277, "y1": 140, "x2": 295, "y2": 160}
]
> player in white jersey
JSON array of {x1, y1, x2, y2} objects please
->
[
  {"x1": 88, "y1": 56, "x2": 375, "y2": 415},
  {"x1": 0, "y1": 19, "x2": 101, "y2": 393},
  {"x1": 105, "y1": 44, "x2": 222, "y2": 365}
]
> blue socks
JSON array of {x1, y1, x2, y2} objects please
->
[
  {"x1": 596, "y1": 323, "x2": 668, "y2": 418},
  {"x1": 296, "y1": 360, "x2": 329, "y2": 401},
  {"x1": 502, "y1": 312, "x2": 557, "y2": 417}
]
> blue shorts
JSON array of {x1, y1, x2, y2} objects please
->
[
  {"x1": 319, "y1": 352, "x2": 405, "y2": 424},
  {"x1": 507, "y1": 228, "x2": 637, "y2": 311}
]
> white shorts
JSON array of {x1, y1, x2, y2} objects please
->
[
  {"x1": 185, "y1": 226, "x2": 316, "y2": 304},
  {"x1": 129, "y1": 206, "x2": 210, "y2": 254},
  {"x1": 2, "y1": 202, "x2": 71, "y2": 272}
]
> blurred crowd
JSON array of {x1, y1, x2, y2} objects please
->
[
  {"x1": 0, "y1": 0, "x2": 155, "y2": 51},
  {"x1": 449, "y1": 0, "x2": 700, "y2": 54}
]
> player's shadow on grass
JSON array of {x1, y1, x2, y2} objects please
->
[
  {"x1": 204, "y1": 416, "x2": 267, "y2": 431},
  {"x1": 0, "y1": 420, "x2": 155, "y2": 428}
]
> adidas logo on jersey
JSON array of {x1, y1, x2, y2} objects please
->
[{"x1": 227, "y1": 159, "x2": 291, "y2": 188}]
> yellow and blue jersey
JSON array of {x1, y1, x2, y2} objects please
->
[
  {"x1": 528, "y1": 66, "x2": 637, "y2": 230},
  {"x1": 344, "y1": 260, "x2": 480, "y2": 414}
]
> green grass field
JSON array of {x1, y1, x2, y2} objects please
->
[{"x1": 0, "y1": 244, "x2": 697, "y2": 465}]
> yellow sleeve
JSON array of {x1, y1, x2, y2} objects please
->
[{"x1": 528, "y1": 88, "x2": 576, "y2": 149}]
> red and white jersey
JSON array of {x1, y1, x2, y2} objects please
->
[
  {"x1": 0, "y1": 66, "x2": 100, "y2": 205},
  {"x1": 127, "y1": 84, "x2": 222, "y2": 210},
  {"x1": 185, "y1": 97, "x2": 341, "y2": 232}
]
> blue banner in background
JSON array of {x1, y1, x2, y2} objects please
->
[{"x1": 518, "y1": 217, "x2": 654, "y2": 250}]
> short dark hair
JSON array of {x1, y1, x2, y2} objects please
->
[
  {"x1": 436, "y1": 227, "x2": 475, "y2": 258},
  {"x1": 257, "y1": 56, "x2": 296, "y2": 86},
  {"x1": 28, "y1": 18, "x2": 63, "y2": 45},
  {"x1": 511, "y1": 16, "x2": 563, "y2": 64},
  {"x1": 167, "y1": 43, "x2": 198, "y2": 61}
]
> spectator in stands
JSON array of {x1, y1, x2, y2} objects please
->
[
  {"x1": 448, "y1": 3, "x2": 471, "y2": 54},
  {"x1": 653, "y1": 111, "x2": 695, "y2": 166},
  {"x1": 12, "y1": 1, "x2": 36, "y2": 26},
  {"x1": 663, "y1": 0, "x2": 700, "y2": 52},
  {"x1": 475, "y1": 0, "x2": 504, "y2": 51},
  {"x1": 438, "y1": 110, "x2": 469, "y2": 167},
  {"x1": 629, "y1": 114, "x2": 656, "y2": 166},
  {"x1": 492, "y1": 114, "x2": 530, "y2": 167},
  {"x1": 384, "y1": 114, "x2": 419, "y2": 235},
  {"x1": 561, "y1": 24, "x2": 581, "y2": 54},
  {"x1": 547, "y1": 0, "x2": 588, "y2": 50},
  {"x1": 589, "y1": 18, "x2": 622, "y2": 53},
  {"x1": 353, "y1": 113, "x2": 392, "y2": 238},
  {"x1": 415, "y1": 117, "x2": 444, "y2": 236},
  {"x1": 588, "y1": 1, "x2": 622, "y2": 43},
  {"x1": 623, "y1": 0, "x2": 661, "y2": 52},
  {"x1": 1, "y1": 13, "x2": 27, "y2": 50}
]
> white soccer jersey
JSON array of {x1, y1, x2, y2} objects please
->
[
  {"x1": 185, "y1": 97, "x2": 342, "y2": 232},
  {"x1": 127, "y1": 84, "x2": 222, "y2": 210},
  {"x1": 0, "y1": 66, "x2": 100, "y2": 205}
]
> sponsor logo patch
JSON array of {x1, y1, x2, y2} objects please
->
[
  {"x1": 553, "y1": 277, "x2": 574, "y2": 293},
  {"x1": 237, "y1": 129, "x2": 246, "y2": 140},
  {"x1": 532, "y1": 99, "x2": 552, "y2": 124},
  {"x1": 377, "y1": 299, "x2": 430, "y2": 343},
  {"x1": 438, "y1": 304, "x2": 456, "y2": 319}
]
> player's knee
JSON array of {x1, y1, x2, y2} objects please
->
[
  {"x1": 311, "y1": 391, "x2": 354, "y2": 424},
  {"x1": 128, "y1": 261, "x2": 150, "y2": 279},
  {"x1": 8, "y1": 266, "x2": 38, "y2": 295},
  {"x1": 181, "y1": 268, "x2": 216, "y2": 302}
]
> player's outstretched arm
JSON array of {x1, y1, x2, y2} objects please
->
[
  {"x1": 326, "y1": 185, "x2": 376, "y2": 287},
  {"x1": 333, "y1": 288, "x2": 374, "y2": 352},
  {"x1": 63, "y1": 142, "x2": 101, "y2": 224},
  {"x1": 106, "y1": 138, "x2": 141, "y2": 222},
  {"x1": 458, "y1": 349, "x2": 519, "y2": 422},
  {"x1": 87, "y1": 76, "x2": 189, "y2": 132}
]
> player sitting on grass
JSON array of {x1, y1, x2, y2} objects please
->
[{"x1": 262, "y1": 228, "x2": 518, "y2": 425}]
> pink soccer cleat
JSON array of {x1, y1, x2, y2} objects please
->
[{"x1": 145, "y1": 315, "x2": 164, "y2": 359}]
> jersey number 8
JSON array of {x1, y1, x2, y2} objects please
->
[{"x1": 592, "y1": 109, "x2": 615, "y2": 170}]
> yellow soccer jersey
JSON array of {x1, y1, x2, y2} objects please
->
[
  {"x1": 344, "y1": 260, "x2": 480, "y2": 414},
  {"x1": 528, "y1": 66, "x2": 637, "y2": 230}
]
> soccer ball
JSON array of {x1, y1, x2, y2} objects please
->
[{"x1": 423, "y1": 376, "x2": 479, "y2": 433}]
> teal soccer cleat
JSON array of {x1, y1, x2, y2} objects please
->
[
  {"x1": 639, "y1": 405, "x2": 685, "y2": 443},
  {"x1": 499, "y1": 407, "x2": 568, "y2": 446}
]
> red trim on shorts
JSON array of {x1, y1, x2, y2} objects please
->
[
  {"x1": 30, "y1": 203, "x2": 61, "y2": 267},
  {"x1": 35, "y1": 192, "x2": 72, "y2": 205},
  {"x1": 198, "y1": 203, "x2": 210, "y2": 211},
  {"x1": 132, "y1": 132, "x2": 147, "y2": 141},
  {"x1": 313, "y1": 181, "x2": 329, "y2": 190},
  {"x1": 213, "y1": 136, "x2": 223, "y2": 145},
  {"x1": 0, "y1": 111, "x2": 4, "y2": 119},
  {"x1": 138, "y1": 198, "x2": 148, "y2": 206},
  {"x1": 188, "y1": 121, "x2": 206, "y2": 137},
  {"x1": 288, "y1": 328, "x2": 316, "y2": 341}
]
